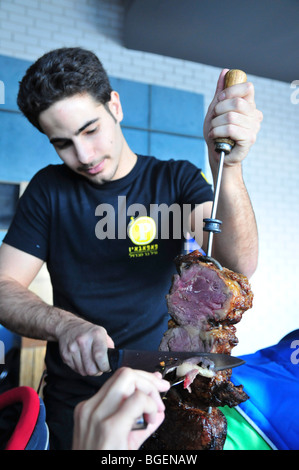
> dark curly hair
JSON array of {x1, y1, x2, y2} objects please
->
[{"x1": 17, "y1": 47, "x2": 113, "y2": 133}]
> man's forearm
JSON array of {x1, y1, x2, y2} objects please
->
[
  {"x1": 211, "y1": 163, "x2": 258, "y2": 277},
  {"x1": 0, "y1": 276, "x2": 113, "y2": 375},
  {"x1": 0, "y1": 276, "x2": 74, "y2": 341}
]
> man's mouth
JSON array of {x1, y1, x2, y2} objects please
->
[{"x1": 79, "y1": 159, "x2": 106, "y2": 175}]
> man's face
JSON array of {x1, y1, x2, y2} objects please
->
[{"x1": 39, "y1": 92, "x2": 126, "y2": 185}]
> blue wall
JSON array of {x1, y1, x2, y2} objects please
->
[
  {"x1": 0, "y1": 55, "x2": 61, "y2": 182},
  {"x1": 0, "y1": 54, "x2": 206, "y2": 184}
]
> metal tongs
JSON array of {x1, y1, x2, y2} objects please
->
[{"x1": 203, "y1": 69, "x2": 247, "y2": 270}]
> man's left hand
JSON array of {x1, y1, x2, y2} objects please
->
[{"x1": 204, "y1": 68, "x2": 263, "y2": 168}]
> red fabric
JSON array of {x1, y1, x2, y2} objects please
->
[{"x1": 0, "y1": 386, "x2": 40, "y2": 450}]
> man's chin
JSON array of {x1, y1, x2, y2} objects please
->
[
  {"x1": 79, "y1": 168, "x2": 117, "y2": 186},
  {"x1": 82, "y1": 172, "x2": 109, "y2": 185}
]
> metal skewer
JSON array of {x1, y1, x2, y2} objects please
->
[{"x1": 203, "y1": 69, "x2": 247, "y2": 268}]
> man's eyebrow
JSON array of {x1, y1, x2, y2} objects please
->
[
  {"x1": 75, "y1": 118, "x2": 99, "y2": 135},
  {"x1": 49, "y1": 118, "x2": 99, "y2": 144}
]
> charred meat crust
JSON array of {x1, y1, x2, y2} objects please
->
[
  {"x1": 144, "y1": 250, "x2": 252, "y2": 451},
  {"x1": 144, "y1": 388, "x2": 228, "y2": 451},
  {"x1": 160, "y1": 250, "x2": 253, "y2": 353}
]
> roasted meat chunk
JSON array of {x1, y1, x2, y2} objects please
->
[
  {"x1": 160, "y1": 251, "x2": 253, "y2": 353},
  {"x1": 143, "y1": 250, "x2": 253, "y2": 451},
  {"x1": 147, "y1": 389, "x2": 228, "y2": 451}
]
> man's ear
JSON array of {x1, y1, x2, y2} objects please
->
[{"x1": 107, "y1": 91, "x2": 123, "y2": 123}]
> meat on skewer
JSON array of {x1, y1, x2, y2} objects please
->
[{"x1": 143, "y1": 250, "x2": 253, "y2": 450}]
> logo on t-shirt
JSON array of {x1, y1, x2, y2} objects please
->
[
  {"x1": 128, "y1": 216, "x2": 159, "y2": 259},
  {"x1": 128, "y1": 216, "x2": 156, "y2": 245}
]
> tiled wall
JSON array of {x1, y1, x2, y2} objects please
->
[
  {"x1": 110, "y1": 77, "x2": 206, "y2": 168},
  {"x1": 0, "y1": 0, "x2": 298, "y2": 355},
  {"x1": 0, "y1": 54, "x2": 61, "y2": 182}
]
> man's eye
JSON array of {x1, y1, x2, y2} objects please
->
[
  {"x1": 55, "y1": 141, "x2": 72, "y2": 150},
  {"x1": 86, "y1": 127, "x2": 98, "y2": 135}
]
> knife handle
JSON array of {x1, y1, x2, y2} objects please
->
[
  {"x1": 132, "y1": 415, "x2": 147, "y2": 431},
  {"x1": 107, "y1": 348, "x2": 121, "y2": 372}
]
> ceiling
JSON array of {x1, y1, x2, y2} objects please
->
[{"x1": 122, "y1": 0, "x2": 298, "y2": 83}]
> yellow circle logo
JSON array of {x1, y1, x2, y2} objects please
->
[{"x1": 128, "y1": 216, "x2": 156, "y2": 245}]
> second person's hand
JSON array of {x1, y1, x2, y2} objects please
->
[{"x1": 72, "y1": 367, "x2": 171, "y2": 450}]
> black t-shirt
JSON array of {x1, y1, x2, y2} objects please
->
[{"x1": 4, "y1": 155, "x2": 213, "y2": 394}]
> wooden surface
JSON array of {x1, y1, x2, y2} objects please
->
[{"x1": 19, "y1": 338, "x2": 46, "y2": 392}]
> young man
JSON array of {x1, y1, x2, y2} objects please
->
[{"x1": 0, "y1": 48, "x2": 262, "y2": 449}]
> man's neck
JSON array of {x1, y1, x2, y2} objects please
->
[{"x1": 112, "y1": 138, "x2": 137, "y2": 181}]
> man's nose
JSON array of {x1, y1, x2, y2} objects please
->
[{"x1": 74, "y1": 140, "x2": 95, "y2": 165}]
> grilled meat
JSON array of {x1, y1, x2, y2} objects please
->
[
  {"x1": 143, "y1": 250, "x2": 253, "y2": 450},
  {"x1": 160, "y1": 250, "x2": 253, "y2": 353}
]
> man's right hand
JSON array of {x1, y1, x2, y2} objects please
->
[
  {"x1": 0, "y1": 244, "x2": 114, "y2": 377},
  {"x1": 56, "y1": 317, "x2": 115, "y2": 376}
]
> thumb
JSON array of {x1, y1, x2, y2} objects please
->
[
  {"x1": 204, "y1": 68, "x2": 229, "y2": 141},
  {"x1": 206, "y1": 69, "x2": 229, "y2": 118},
  {"x1": 213, "y1": 68, "x2": 229, "y2": 99}
]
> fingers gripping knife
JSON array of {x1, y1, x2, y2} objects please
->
[{"x1": 203, "y1": 69, "x2": 247, "y2": 270}]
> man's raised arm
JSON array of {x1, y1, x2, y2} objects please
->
[{"x1": 190, "y1": 69, "x2": 262, "y2": 278}]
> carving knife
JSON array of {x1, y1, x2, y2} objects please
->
[
  {"x1": 108, "y1": 348, "x2": 245, "y2": 431},
  {"x1": 108, "y1": 348, "x2": 245, "y2": 373}
]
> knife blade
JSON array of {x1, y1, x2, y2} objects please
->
[{"x1": 108, "y1": 348, "x2": 245, "y2": 373}]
